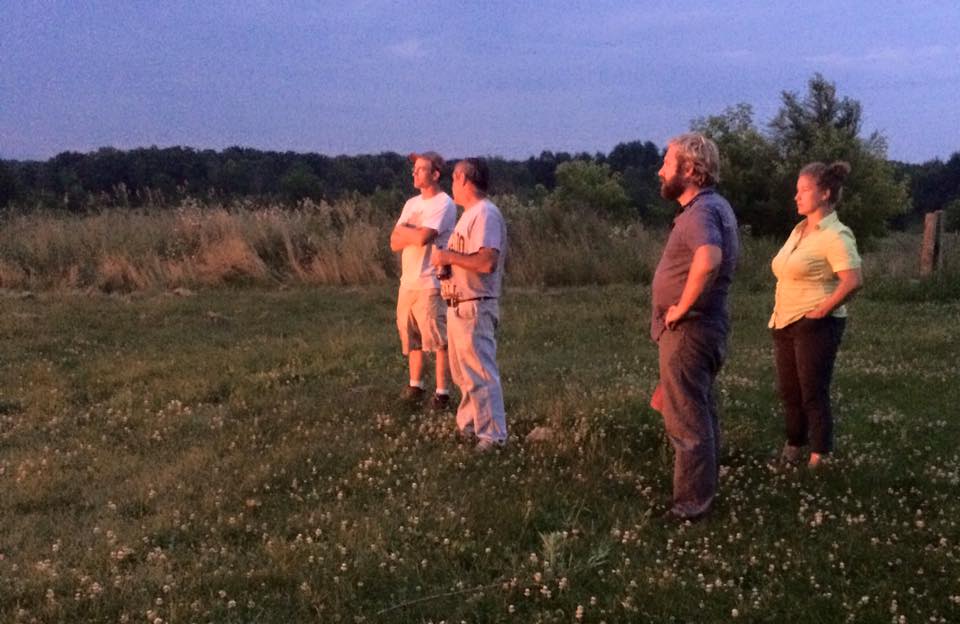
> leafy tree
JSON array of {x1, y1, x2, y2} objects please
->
[
  {"x1": 768, "y1": 73, "x2": 908, "y2": 242},
  {"x1": 606, "y1": 140, "x2": 664, "y2": 221},
  {"x1": 692, "y1": 104, "x2": 785, "y2": 234},
  {"x1": 547, "y1": 160, "x2": 632, "y2": 221},
  {"x1": 770, "y1": 74, "x2": 863, "y2": 162}
]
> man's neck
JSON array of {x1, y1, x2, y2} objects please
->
[
  {"x1": 676, "y1": 185, "x2": 704, "y2": 208},
  {"x1": 420, "y1": 185, "x2": 441, "y2": 200},
  {"x1": 460, "y1": 191, "x2": 486, "y2": 209}
]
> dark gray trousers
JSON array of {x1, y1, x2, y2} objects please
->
[{"x1": 657, "y1": 320, "x2": 727, "y2": 518}]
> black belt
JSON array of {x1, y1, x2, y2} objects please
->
[{"x1": 447, "y1": 296, "x2": 496, "y2": 307}]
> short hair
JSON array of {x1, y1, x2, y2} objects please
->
[
  {"x1": 800, "y1": 161, "x2": 852, "y2": 206},
  {"x1": 669, "y1": 132, "x2": 720, "y2": 187},
  {"x1": 408, "y1": 151, "x2": 445, "y2": 175},
  {"x1": 456, "y1": 157, "x2": 489, "y2": 193}
]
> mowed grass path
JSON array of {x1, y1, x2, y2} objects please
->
[{"x1": 0, "y1": 285, "x2": 958, "y2": 623}]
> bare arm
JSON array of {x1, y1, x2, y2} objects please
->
[
  {"x1": 430, "y1": 247, "x2": 499, "y2": 274},
  {"x1": 390, "y1": 224, "x2": 438, "y2": 252},
  {"x1": 805, "y1": 268, "x2": 863, "y2": 319},
  {"x1": 665, "y1": 244, "x2": 722, "y2": 328}
]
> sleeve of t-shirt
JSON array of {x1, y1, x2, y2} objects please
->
[
  {"x1": 396, "y1": 199, "x2": 414, "y2": 227},
  {"x1": 825, "y1": 227, "x2": 862, "y2": 272},
  {"x1": 434, "y1": 200, "x2": 457, "y2": 248},
  {"x1": 683, "y1": 204, "x2": 723, "y2": 251},
  {"x1": 475, "y1": 208, "x2": 504, "y2": 252}
]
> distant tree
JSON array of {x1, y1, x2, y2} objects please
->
[
  {"x1": 217, "y1": 157, "x2": 254, "y2": 195},
  {"x1": 944, "y1": 197, "x2": 960, "y2": 233},
  {"x1": 0, "y1": 160, "x2": 17, "y2": 208},
  {"x1": 606, "y1": 140, "x2": 660, "y2": 173},
  {"x1": 768, "y1": 74, "x2": 908, "y2": 242},
  {"x1": 605, "y1": 140, "x2": 663, "y2": 222},
  {"x1": 693, "y1": 104, "x2": 785, "y2": 234},
  {"x1": 487, "y1": 156, "x2": 536, "y2": 197},
  {"x1": 280, "y1": 163, "x2": 324, "y2": 201},
  {"x1": 526, "y1": 151, "x2": 559, "y2": 189},
  {"x1": 79, "y1": 147, "x2": 131, "y2": 194},
  {"x1": 770, "y1": 74, "x2": 863, "y2": 163},
  {"x1": 547, "y1": 160, "x2": 632, "y2": 221},
  {"x1": 902, "y1": 153, "x2": 960, "y2": 221}
]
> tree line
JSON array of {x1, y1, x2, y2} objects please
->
[{"x1": 1, "y1": 74, "x2": 958, "y2": 238}]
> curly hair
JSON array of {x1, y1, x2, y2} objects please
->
[{"x1": 670, "y1": 132, "x2": 720, "y2": 187}]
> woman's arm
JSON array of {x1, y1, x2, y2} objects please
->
[{"x1": 804, "y1": 268, "x2": 863, "y2": 319}]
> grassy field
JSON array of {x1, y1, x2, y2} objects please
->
[{"x1": 0, "y1": 283, "x2": 958, "y2": 623}]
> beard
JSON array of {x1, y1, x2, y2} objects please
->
[{"x1": 659, "y1": 166, "x2": 686, "y2": 201}]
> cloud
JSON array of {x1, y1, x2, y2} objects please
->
[
  {"x1": 805, "y1": 45, "x2": 956, "y2": 68},
  {"x1": 386, "y1": 38, "x2": 427, "y2": 59}
]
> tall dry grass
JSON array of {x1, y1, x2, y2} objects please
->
[
  {"x1": 0, "y1": 196, "x2": 660, "y2": 292},
  {"x1": 0, "y1": 197, "x2": 955, "y2": 295},
  {"x1": 0, "y1": 199, "x2": 393, "y2": 291}
]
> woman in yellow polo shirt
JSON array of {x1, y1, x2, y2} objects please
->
[{"x1": 769, "y1": 161, "x2": 863, "y2": 468}]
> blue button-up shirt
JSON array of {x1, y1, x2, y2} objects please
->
[{"x1": 651, "y1": 188, "x2": 739, "y2": 341}]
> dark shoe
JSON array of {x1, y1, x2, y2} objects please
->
[
  {"x1": 454, "y1": 427, "x2": 476, "y2": 444},
  {"x1": 429, "y1": 393, "x2": 451, "y2": 411},
  {"x1": 781, "y1": 443, "x2": 804, "y2": 465},
  {"x1": 474, "y1": 438, "x2": 506, "y2": 454},
  {"x1": 768, "y1": 443, "x2": 805, "y2": 470},
  {"x1": 399, "y1": 385, "x2": 425, "y2": 404}
]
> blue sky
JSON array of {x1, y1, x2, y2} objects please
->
[{"x1": 2, "y1": 1, "x2": 958, "y2": 162}]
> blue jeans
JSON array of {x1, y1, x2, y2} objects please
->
[
  {"x1": 772, "y1": 316, "x2": 846, "y2": 454},
  {"x1": 657, "y1": 320, "x2": 727, "y2": 518}
]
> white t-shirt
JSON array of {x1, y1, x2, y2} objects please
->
[{"x1": 396, "y1": 191, "x2": 457, "y2": 290}]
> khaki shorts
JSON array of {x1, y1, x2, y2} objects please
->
[{"x1": 396, "y1": 287, "x2": 447, "y2": 354}]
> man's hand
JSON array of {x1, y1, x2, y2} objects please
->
[
  {"x1": 665, "y1": 304, "x2": 686, "y2": 329},
  {"x1": 430, "y1": 247, "x2": 498, "y2": 273},
  {"x1": 430, "y1": 247, "x2": 447, "y2": 268},
  {"x1": 667, "y1": 244, "x2": 721, "y2": 329}
]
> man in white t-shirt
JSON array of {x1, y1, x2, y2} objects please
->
[
  {"x1": 430, "y1": 158, "x2": 508, "y2": 452},
  {"x1": 390, "y1": 151, "x2": 457, "y2": 409}
]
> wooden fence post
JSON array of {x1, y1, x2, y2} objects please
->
[{"x1": 920, "y1": 210, "x2": 944, "y2": 276}]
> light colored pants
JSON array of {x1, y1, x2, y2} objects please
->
[
  {"x1": 447, "y1": 299, "x2": 507, "y2": 442},
  {"x1": 657, "y1": 320, "x2": 726, "y2": 518},
  {"x1": 396, "y1": 287, "x2": 447, "y2": 354}
]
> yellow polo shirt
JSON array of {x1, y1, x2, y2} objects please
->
[{"x1": 768, "y1": 211, "x2": 861, "y2": 329}]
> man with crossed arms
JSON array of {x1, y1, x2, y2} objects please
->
[{"x1": 390, "y1": 151, "x2": 457, "y2": 409}]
